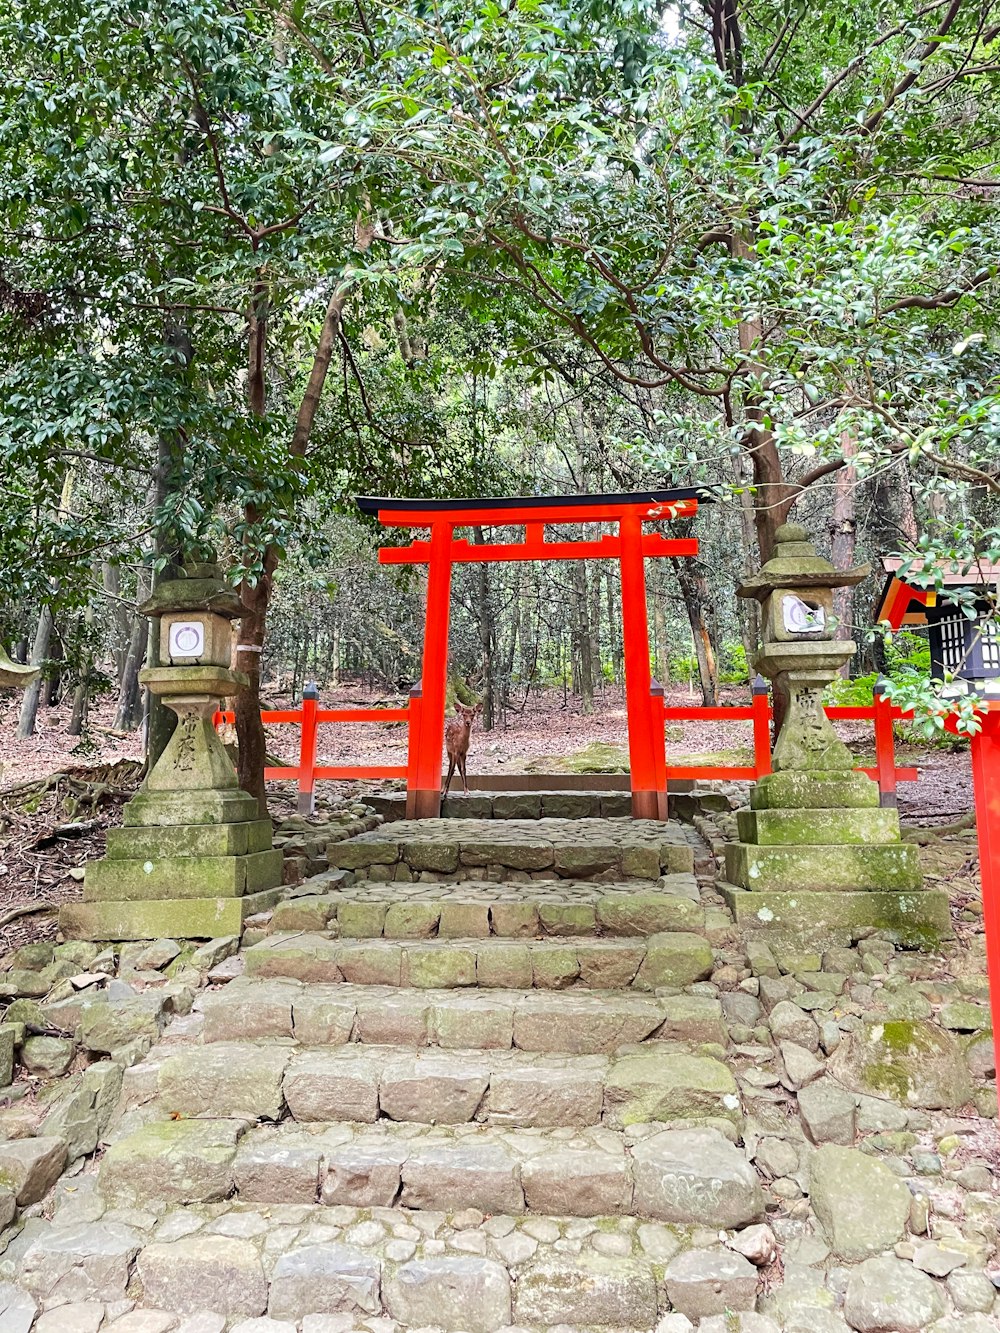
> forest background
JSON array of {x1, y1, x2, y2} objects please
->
[{"x1": 2, "y1": 0, "x2": 1000, "y2": 805}]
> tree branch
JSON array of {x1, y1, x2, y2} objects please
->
[
  {"x1": 290, "y1": 213, "x2": 375, "y2": 457},
  {"x1": 863, "y1": 0, "x2": 965, "y2": 134},
  {"x1": 883, "y1": 267, "x2": 994, "y2": 313}
]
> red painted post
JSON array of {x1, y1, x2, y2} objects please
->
[
  {"x1": 968, "y1": 708, "x2": 1000, "y2": 1112},
  {"x1": 297, "y1": 683, "x2": 319, "y2": 815},
  {"x1": 872, "y1": 676, "x2": 898, "y2": 807},
  {"x1": 751, "y1": 674, "x2": 773, "y2": 778},
  {"x1": 411, "y1": 521, "x2": 453, "y2": 818},
  {"x1": 649, "y1": 681, "x2": 668, "y2": 820},
  {"x1": 405, "y1": 684, "x2": 423, "y2": 819},
  {"x1": 619, "y1": 509, "x2": 660, "y2": 819}
]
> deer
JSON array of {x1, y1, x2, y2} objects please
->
[{"x1": 443, "y1": 700, "x2": 483, "y2": 797}]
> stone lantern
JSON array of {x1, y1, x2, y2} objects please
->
[
  {"x1": 739, "y1": 522, "x2": 869, "y2": 776},
  {"x1": 61, "y1": 563, "x2": 283, "y2": 941},
  {"x1": 721, "y1": 524, "x2": 948, "y2": 947}
]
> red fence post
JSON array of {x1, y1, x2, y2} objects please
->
[
  {"x1": 751, "y1": 674, "x2": 773, "y2": 778},
  {"x1": 872, "y1": 676, "x2": 898, "y2": 807},
  {"x1": 297, "y1": 683, "x2": 319, "y2": 816},
  {"x1": 405, "y1": 685, "x2": 423, "y2": 820},
  {"x1": 968, "y1": 708, "x2": 1000, "y2": 1114}
]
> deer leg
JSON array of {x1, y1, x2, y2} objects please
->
[
  {"x1": 459, "y1": 753, "x2": 470, "y2": 795},
  {"x1": 442, "y1": 756, "x2": 456, "y2": 798}
]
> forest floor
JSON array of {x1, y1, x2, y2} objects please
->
[
  {"x1": 0, "y1": 681, "x2": 975, "y2": 953},
  {"x1": 0, "y1": 680, "x2": 974, "y2": 821}
]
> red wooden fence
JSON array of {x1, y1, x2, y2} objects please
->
[
  {"x1": 216, "y1": 680, "x2": 918, "y2": 813},
  {"x1": 649, "y1": 678, "x2": 917, "y2": 807}
]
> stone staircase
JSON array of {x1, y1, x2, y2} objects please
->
[
  {"x1": 71, "y1": 815, "x2": 790, "y2": 1328},
  {"x1": 9, "y1": 809, "x2": 999, "y2": 1332}
]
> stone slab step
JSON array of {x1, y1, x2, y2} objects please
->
[
  {"x1": 369, "y1": 789, "x2": 634, "y2": 820},
  {"x1": 18, "y1": 1197, "x2": 741, "y2": 1330},
  {"x1": 243, "y1": 930, "x2": 715, "y2": 991},
  {"x1": 720, "y1": 882, "x2": 951, "y2": 949},
  {"x1": 83, "y1": 847, "x2": 283, "y2": 900},
  {"x1": 736, "y1": 806, "x2": 901, "y2": 846},
  {"x1": 105, "y1": 818, "x2": 275, "y2": 859},
  {"x1": 58, "y1": 887, "x2": 284, "y2": 942},
  {"x1": 271, "y1": 874, "x2": 703, "y2": 937},
  {"x1": 196, "y1": 978, "x2": 729, "y2": 1052},
  {"x1": 127, "y1": 1040, "x2": 742, "y2": 1132},
  {"x1": 100, "y1": 1117, "x2": 765, "y2": 1230},
  {"x1": 724, "y1": 840, "x2": 922, "y2": 893},
  {"x1": 327, "y1": 817, "x2": 694, "y2": 881}
]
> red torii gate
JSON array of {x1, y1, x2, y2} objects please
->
[{"x1": 357, "y1": 489, "x2": 710, "y2": 820}]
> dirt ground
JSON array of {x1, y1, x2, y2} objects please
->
[
  {"x1": 0, "y1": 681, "x2": 976, "y2": 954},
  {"x1": 0, "y1": 683, "x2": 973, "y2": 823}
]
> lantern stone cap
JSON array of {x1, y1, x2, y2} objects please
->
[
  {"x1": 139, "y1": 665, "x2": 247, "y2": 698},
  {"x1": 139, "y1": 562, "x2": 244, "y2": 621},
  {"x1": 0, "y1": 645, "x2": 40, "y2": 689},
  {"x1": 738, "y1": 523, "x2": 870, "y2": 601}
]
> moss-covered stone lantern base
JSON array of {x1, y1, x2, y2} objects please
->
[
  {"x1": 722, "y1": 771, "x2": 949, "y2": 945},
  {"x1": 60, "y1": 567, "x2": 283, "y2": 941}
]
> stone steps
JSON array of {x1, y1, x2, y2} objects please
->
[
  {"x1": 100, "y1": 1116, "x2": 764, "y2": 1229},
  {"x1": 368, "y1": 788, "x2": 635, "y2": 820},
  {"x1": 123, "y1": 1038, "x2": 742, "y2": 1132},
  {"x1": 196, "y1": 977, "x2": 729, "y2": 1052},
  {"x1": 243, "y1": 929, "x2": 715, "y2": 991},
  {"x1": 270, "y1": 872, "x2": 704, "y2": 936},
  {"x1": 327, "y1": 816, "x2": 695, "y2": 882},
  {"x1": 22, "y1": 1197, "x2": 750, "y2": 1331}
]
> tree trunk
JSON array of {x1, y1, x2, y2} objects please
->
[
  {"x1": 42, "y1": 629, "x2": 62, "y2": 708},
  {"x1": 589, "y1": 559, "x2": 602, "y2": 695},
  {"x1": 236, "y1": 221, "x2": 374, "y2": 812},
  {"x1": 101, "y1": 561, "x2": 132, "y2": 681},
  {"x1": 236, "y1": 548, "x2": 278, "y2": 815},
  {"x1": 330, "y1": 620, "x2": 341, "y2": 687},
  {"x1": 67, "y1": 591, "x2": 96, "y2": 737},
  {"x1": 605, "y1": 567, "x2": 622, "y2": 685},
  {"x1": 68, "y1": 678, "x2": 89, "y2": 736},
  {"x1": 672, "y1": 559, "x2": 719, "y2": 706},
  {"x1": 733, "y1": 451, "x2": 761, "y2": 666},
  {"x1": 114, "y1": 565, "x2": 151, "y2": 731},
  {"x1": 573, "y1": 561, "x2": 594, "y2": 713},
  {"x1": 830, "y1": 432, "x2": 858, "y2": 674},
  {"x1": 653, "y1": 595, "x2": 670, "y2": 684},
  {"x1": 472, "y1": 527, "x2": 495, "y2": 729},
  {"x1": 17, "y1": 606, "x2": 53, "y2": 738}
]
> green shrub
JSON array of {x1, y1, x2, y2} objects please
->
[
  {"x1": 670, "y1": 651, "x2": 699, "y2": 680},
  {"x1": 885, "y1": 631, "x2": 931, "y2": 675},
  {"x1": 719, "y1": 641, "x2": 750, "y2": 684},
  {"x1": 823, "y1": 671, "x2": 879, "y2": 706}
]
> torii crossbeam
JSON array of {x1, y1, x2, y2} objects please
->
[{"x1": 356, "y1": 489, "x2": 711, "y2": 819}]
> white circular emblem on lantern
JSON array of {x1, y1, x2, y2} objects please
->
[
  {"x1": 782, "y1": 594, "x2": 826, "y2": 635},
  {"x1": 168, "y1": 620, "x2": 205, "y2": 659}
]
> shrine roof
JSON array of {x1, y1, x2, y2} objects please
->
[
  {"x1": 875, "y1": 556, "x2": 1000, "y2": 629},
  {"x1": 356, "y1": 487, "x2": 714, "y2": 519}
]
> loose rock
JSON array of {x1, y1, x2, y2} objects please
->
[{"x1": 810, "y1": 1145, "x2": 910, "y2": 1260}]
